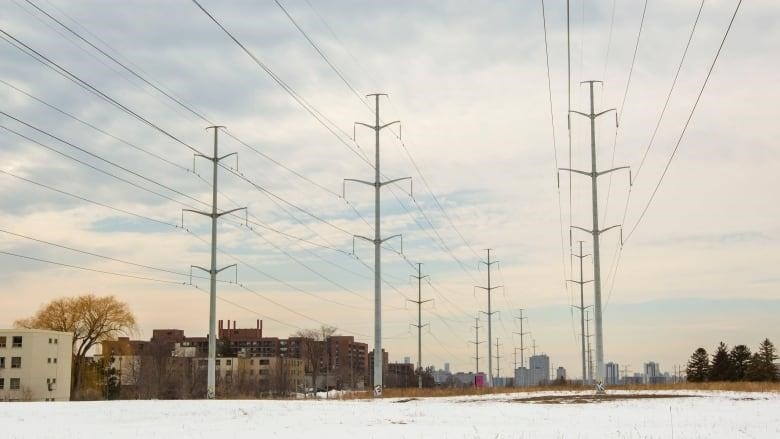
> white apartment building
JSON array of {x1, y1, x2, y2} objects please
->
[{"x1": 0, "y1": 329, "x2": 72, "y2": 401}]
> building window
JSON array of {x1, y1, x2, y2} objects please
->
[
  {"x1": 215, "y1": 359, "x2": 220, "y2": 366},
  {"x1": 54, "y1": 358, "x2": 57, "y2": 364},
  {"x1": 249, "y1": 359, "x2": 254, "y2": 365},
  {"x1": 49, "y1": 338, "x2": 52, "y2": 344},
  {"x1": 48, "y1": 358, "x2": 52, "y2": 364},
  {"x1": 226, "y1": 359, "x2": 232, "y2": 366},
  {"x1": 10, "y1": 378, "x2": 20, "y2": 390},
  {"x1": 0, "y1": 378, "x2": 4, "y2": 389},
  {"x1": 11, "y1": 357, "x2": 21, "y2": 368},
  {"x1": 12, "y1": 336, "x2": 22, "y2": 348},
  {"x1": 0, "y1": 357, "x2": 4, "y2": 368},
  {"x1": 54, "y1": 338, "x2": 58, "y2": 344},
  {"x1": 0, "y1": 336, "x2": 6, "y2": 347},
  {"x1": 249, "y1": 369, "x2": 255, "y2": 375}
]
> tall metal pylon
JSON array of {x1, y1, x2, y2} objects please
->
[
  {"x1": 184, "y1": 126, "x2": 246, "y2": 399},
  {"x1": 476, "y1": 249, "x2": 501, "y2": 387},
  {"x1": 345, "y1": 93, "x2": 410, "y2": 397},
  {"x1": 559, "y1": 80, "x2": 630, "y2": 389},
  {"x1": 568, "y1": 241, "x2": 593, "y2": 385},
  {"x1": 513, "y1": 309, "x2": 529, "y2": 370},
  {"x1": 469, "y1": 315, "x2": 484, "y2": 375},
  {"x1": 585, "y1": 311, "x2": 594, "y2": 383},
  {"x1": 408, "y1": 263, "x2": 431, "y2": 389},
  {"x1": 494, "y1": 338, "x2": 503, "y2": 383}
]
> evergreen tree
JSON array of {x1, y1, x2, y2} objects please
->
[
  {"x1": 745, "y1": 339, "x2": 778, "y2": 381},
  {"x1": 757, "y1": 338, "x2": 778, "y2": 381},
  {"x1": 709, "y1": 342, "x2": 732, "y2": 381},
  {"x1": 729, "y1": 345, "x2": 752, "y2": 381},
  {"x1": 745, "y1": 353, "x2": 765, "y2": 381},
  {"x1": 686, "y1": 347, "x2": 709, "y2": 382}
]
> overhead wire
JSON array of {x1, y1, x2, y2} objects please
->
[
  {"x1": 623, "y1": 0, "x2": 742, "y2": 245},
  {"x1": 189, "y1": 0, "x2": 372, "y2": 168},
  {"x1": 0, "y1": 28, "x2": 205, "y2": 156}
]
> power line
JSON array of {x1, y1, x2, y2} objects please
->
[
  {"x1": 1, "y1": 111, "x2": 208, "y2": 208},
  {"x1": 602, "y1": 0, "x2": 648, "y2": 223},
  {"x1": 273, "y1": 0, "x2": 367, "y2": 110},
  {"x1": 0, "y1": 168, "x2": 179, "y2": 228},
  {"x1": 270, "y1": 0, "x2": 482, "y2": 273},
  {"x1": 0, "y1": 124, "x2": 203, "y2": 211},
  {"x1": 0, "y1": 228, "x2": 194, "y2": 280},
  {"x1": 633, "y1": 0, "x2": 705, "y2": 184},
  {"x1": 189, "y1": 0, "x2": 372, "y2": 168},
  {"x1": 17, "y1": 1, "x2": 371, "y2": 224},
  {"x1": 624, "y1": 0, "x2": 742, "y2": 244},
  {"x1": 0, "y1": 250, "x2": 186, "y2": 285},
  {"x1": 22, "y1": 0, "x2": 213, "y2": 123},
  {"x1": 0, "y1": 78, "x2": 198, "y2": 177},
  {"x1": 0, "y1": 28, "x2": 204, "y2": 156}
]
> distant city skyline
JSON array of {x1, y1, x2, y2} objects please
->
[{"x1": 1, "y1": 1, "x2": 778, "y2": 378}]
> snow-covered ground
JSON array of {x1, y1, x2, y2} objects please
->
[{"x1": 4, "y1": 390, "x2": 779, "y2": 438}]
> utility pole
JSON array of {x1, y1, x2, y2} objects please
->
[
  {"x1": 476, "y1": 249, "x2": 501, "y2": 387},
  {"x1": 345, "y1": 93, "x2": 410, "y2": 398},
  {"x1": 409, "y1": 263, "x2": 431, "y2": 389},
  {"x1": 513, "y1": 309, "x2": 529, "y2": 370},
  {"x1": 559, "y1": 80, "x2": 629, "y2": 390},
  {"x1": 185, "y1": 126, "x2": 245, "y2": 399},
  {"x1": 585, "y1": 311, "x2": 593, "y2": 384},
  {"x1": 568, "y1": 241, "x2": 593, "y2": 386},
  {"x1": 494, "y1": 338, "x2": 503, "y2": 384},
  {"x1": 469, "y1": 316, "x2": 484, "y2": 375}
]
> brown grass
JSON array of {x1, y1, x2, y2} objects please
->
[{"x1": 336, "y1": 381, "x2": 780, "y2": 400}]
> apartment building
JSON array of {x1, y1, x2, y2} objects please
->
[{"x1": 0, "y1": 329, "x2": 72, "y2": 401}]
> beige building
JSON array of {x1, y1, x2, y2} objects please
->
[
  {"x1": 0, "y1": 329, "x2": 72, "y2": 401},
  {"x1": 214, "y1": 356, "x2": 305, "y2": 394}
]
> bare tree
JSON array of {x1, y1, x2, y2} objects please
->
[
  {"x1": 295, "y1": 325, "x2": 336, "y2": 391},
  {"x1": 270, "y1": 357, "x2": 290, "y2": 397},
  {"x1": 15, "y1": 294, "x2": 136, "y2": 398}
]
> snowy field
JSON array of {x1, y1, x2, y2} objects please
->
[{"x1": 4, "y1": 390, "x2": 779, "y2": 438}]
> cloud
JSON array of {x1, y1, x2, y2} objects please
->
[{"x1": 0, "y1": 0, "x2": 776, "y2": 376}]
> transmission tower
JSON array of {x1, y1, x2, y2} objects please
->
[
  {"x1": 559, "y1": 80, "x2": 630, "y2": 389},
  {"x1": 408, "y1": 263, "x2": 431, "y2": 389},
  {"x1": 476, "y1": 249, "x2": 501, "y2": 387},
  {"x1": 568, "y1": 241, "x2": 593, "y2": 385},
  {"x1": 494, "y1": 337, "x2": 503, "y2": 383},
  {"x1": 585, "y1": 311, "x2": 594, "y2": 383},
  {"x1": 532, "y1": 338, "x2": 538, "y2": 357},
  {"x1": 345, "y1": 93, "x2": 411, "y2": 397},
  {"x1": 513, "y1": 309, "x2": 529, "y2": 370},
  {"x1": 184, "y1": 126, "x2": 246, "y2": 399},
  {"x1": 469, "y1": 315, "x2": 484, "y2": 375}
]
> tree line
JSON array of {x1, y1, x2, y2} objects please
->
[{"x1": 686, "y1": 339, "x2": 777, "y2": 382}]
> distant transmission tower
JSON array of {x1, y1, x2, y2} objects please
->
[
  {"x1": 476, "y1": 249, "x2": 501, "y2": 387},
  {"x1": 469, "y1": 315, "x2": 484, "y2": 375},
  {"x1": 184, "y1": 126, "x2": 246, "y2": 399},
  {"x1": 344, "y1": 93, "x2": 411, "y2": 397},
  {"x1": 513, "y1": 309, "x2": 529, "y2": 369},
  {"x1": 408, "y1": 263, "x2": 431, "y2": 389},
  {"x1": 585, "y1": 311, "x2": 594, "y2": 383},
  {"x1": 494, "y1": 338, "x2": 503, "y2": 383},
  {"x1": 559, "y1": 80, "x2": 630, "y2": 390},
  {"x1": 568, "y1": 241, "x2": 592, "y2": 386}
]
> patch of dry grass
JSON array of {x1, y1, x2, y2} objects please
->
[{"x1": 336, "y1": 381, "x2": 780, "y2": 400}]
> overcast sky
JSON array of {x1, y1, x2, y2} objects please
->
[{"x1": 1, "y1": 0, "x2": 777, "y2": 379}]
